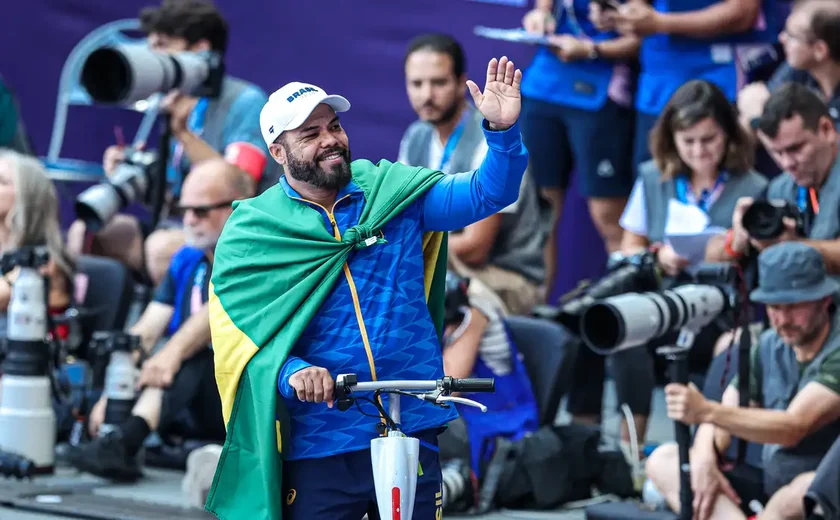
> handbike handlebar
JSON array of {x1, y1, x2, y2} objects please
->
[
  {"x1": 449, "y1": 377, "x2": 496, "y2": 393},
  {"x1": 334, "y1": 374, "x2": 495, "y2": 414},
  {"x1": 335, "y1": 374, "x2": 495, "y2": 395}
]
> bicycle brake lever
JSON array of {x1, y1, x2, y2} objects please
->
[{"x1": 436, "y1": 396, "x2": 488, "y2": 412}]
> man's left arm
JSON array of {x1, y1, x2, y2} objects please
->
[
  {"x1": 449, "y1": 140, "x2": 508, "y2": 265},
  {"x1": 642, "y1": 0, "x2": 760, "y2": 37},
  {"x1": 163, "y1": 303, "x2": 211, "y2": 362},
  {"x1": 219, "y1": 88, "x2": 270, "y2": 182},
  {"x1": 702, "y1": 382, "x2": 840, "y2": 447},
  {"x1": 138, "y1": 303, "x2": 211, "y2": 388},
  {"x1": 799, "y1": 238, "x2": 840, "y2": 274},
  {"x1": 422, "y1": 121, "x2": 528, "y2": 232},
  {"x1": 177, "y1": 128, "x2": 223, "y2": 166}
]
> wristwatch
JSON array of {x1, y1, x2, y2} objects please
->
[{"x1": 587, "y1": 42, "x2": 600, "y2": 60}]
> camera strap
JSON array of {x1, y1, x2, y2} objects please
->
[
  {"x1": 735, "y1": 307, "x2": 751, "y2": 465},
  {"x1": 735, "y1": 257, "x2": 757, "y2": 467}
]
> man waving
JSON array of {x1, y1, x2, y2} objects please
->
[{"x1": 206, "y1": 56, "x2": 528, "y2": 519}]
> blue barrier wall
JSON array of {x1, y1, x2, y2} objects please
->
[{"x1": 0, "y1": 0, "x2": 607, "y2": 298}]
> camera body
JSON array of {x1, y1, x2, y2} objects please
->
[
  {"x1": 74, "y1": 148, "x2": 160, "y2": 232},
  {"x1": 443, "y1": 272, "x2": 471, "y2": 327},
  {"x1": 742, "y1": 199, "x2": 805, "y2": 241},
  {"x1": 534, "y1": 250, "x2": 661, "y2": 334},
  {"x1": 88, "y1": 331, "x2": 141, "y2": 437}
]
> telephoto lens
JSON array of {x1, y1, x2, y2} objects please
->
[
  {"x1": 580, "y1": 284, "x2": 727, "y2": 354},
  {"x1": 80, "y1": 43, "x2": 224, "y2": 105},
  {"x1": 0, "y1": 246, "x2": 57, "y2": 475}
]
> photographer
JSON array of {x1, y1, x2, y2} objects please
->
[
  {"x1": 712, "y1": 83, "x2": 840, "y2": 273},
  {"x1": 0, "y1": 150, "x2": 76, "y2": 338},
  {"x1": 67, "y1": 0, "x2": 278, "y2": 286},
  {"x1": 568, "y1": 80, "x2": 767, "y2": 452},
  {"x1": 737, "y1": 0, "x2": 840, "y2": 135},
  {"x1": 67, "y1": 158, "x2": 254, "y2": 481},
  {"x1": 645, "y1": 242, "x2": 840, "y2": 520}
]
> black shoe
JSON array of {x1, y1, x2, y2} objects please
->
[{"x1": 66, "y1": 429, "x2": 143, "y2": 483}]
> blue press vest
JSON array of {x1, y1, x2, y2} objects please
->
[
  {"x1": 520, "y1": 0, "x2": 619, "y2": 111},
  {"x1": 166, "y1": 246, "x2": 207, "y2": 336},
  {"x1": 457, "y1": 322, "x2": 539, "y2": 477},
  {"x1": 637, "y1": 0, "x2": 778, "y2": 115}
]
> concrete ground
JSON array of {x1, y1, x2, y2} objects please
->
[{"x1": 0, "y1": 382, "x2": 675, "y2": 520}]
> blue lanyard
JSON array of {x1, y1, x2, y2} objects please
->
[
  {"x1": 674, "y1": 173, "x2": 728, "y2": 213},
  {"x1": 168, "y1": 97, "x2": 210, "y2": 191},
  {"x1": 439, "y1": 112, "x2": 470, "y2": 172},
  {"x1": 193, "y1": 261, "x2": 208, "y2": 291},
  {"x1": 797, "y1": 186, "x2": 809, "y2": 213},
  {"x1": 560, "y1": 0, "x2": 586, "y2": 37}
]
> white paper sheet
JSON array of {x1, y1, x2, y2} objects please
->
[
  {"x1": 473, "y1": 26, "x2": 553, "y2": 46},
  {"x1": 667, "y1": 227, "x2": 727, "y2": 266},
  {"x1": 664, "y1": 199, "x2": 711, "y2": 236}
]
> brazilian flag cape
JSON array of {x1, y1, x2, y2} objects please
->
[{"x1": 205, "y1": 159, "x2": 448, "y2": 519}]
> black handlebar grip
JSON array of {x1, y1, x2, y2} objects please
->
[{"x1": 451, "y1": 378, "x2": 495, "y2": 393}]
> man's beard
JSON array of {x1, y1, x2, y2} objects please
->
[
  {"x1": 424, "y1": 99, "x2": 461, "y2": 126},
  {"x1": 283, "y1": 142, "x2": 352, "y2": 191},
  {"x1": 185, "y1": 227, "x2": 220, "y2": 251}
]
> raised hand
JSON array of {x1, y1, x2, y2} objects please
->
[{"x1": 466, "y1": 56, "x2": 522, "y2": 131}]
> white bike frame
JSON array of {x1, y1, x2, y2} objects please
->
[{"x1": 335, "y1": 376, "x2": 490, "y2": 520}]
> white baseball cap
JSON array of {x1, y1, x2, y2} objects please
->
[{"x1": 259, "y1": 82, "x2": 351, "y2": 147}]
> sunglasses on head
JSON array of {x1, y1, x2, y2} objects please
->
[{"x1": 177, "y1": 200, "x2": 234, "y2": 218}]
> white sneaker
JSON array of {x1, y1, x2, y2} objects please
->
[{"x1": 182, "y1": 444, "x2": 223, "y2": 509}]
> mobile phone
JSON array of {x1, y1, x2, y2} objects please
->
[{"x1": 593, "y1": 0, "x2": 621, "y2": 10}]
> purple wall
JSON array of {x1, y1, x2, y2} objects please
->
[{"x1": 0, "y1": 0, "x2": 607, "y2": 298}]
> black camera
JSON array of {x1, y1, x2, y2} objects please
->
[
  {"x1": 88, "y1": 331, "x2": 142, "y2": 389},
  {"x1": 0, "y1": 449, "x2": 35, "y2": 480},
  {"x1": 444, "y1": 272, "x2": 471, "y2": 327},
  {"x1": 534, "y1": 250, "x2": 661, "y2": 335},
  {"x1": 74, "y1": 148, "x2": 161, "y2": 232},
  {"x1": 741, "y1": 199, "x2": 805, "y2": 241}
]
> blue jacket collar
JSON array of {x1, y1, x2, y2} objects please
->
[{"x1": 279, "y1": 175, "x2": 364, "y2": 202}]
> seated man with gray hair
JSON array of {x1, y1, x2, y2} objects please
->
[
  {"x1": 645, "y1": 242, "x2": 840, "y2": 520},
  {"x1": 67, "y1": 157, "x2": 255, "y2": 482}
]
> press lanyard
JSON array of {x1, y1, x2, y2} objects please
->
[
  {"x1": 560, "y1": 0, "x2": 586, "y2": 37},
  {"x1": 168, "y1": 97, "x2": 209, "y2": 191},
  {"x1": 675, "y1": 173, "x2": 728, "y2": 213},
  {"x1": 190, "y1": 261, "x2": 208, "y2": 315},
  {"x1": 439, "y1": 114, "x2": 468, "y2": 172},
  {"x1": 797, "y1": 186, "x2": 820, "y2": 215}
]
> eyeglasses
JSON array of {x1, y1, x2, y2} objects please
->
[
  {"x1": 177, "y1": 200, "x2": 234, "y2": 219},
  {"x1": 781, "y1": 28, "x2": 815, "y2": 44}
]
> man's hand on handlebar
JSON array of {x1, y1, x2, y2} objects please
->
[{"x1": 289, "y1": 366, "x2": 335, "y2": 408}]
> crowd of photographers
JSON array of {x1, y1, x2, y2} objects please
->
[{"x1": 3, "y1": 0, "x2": 840, "y2": 518}]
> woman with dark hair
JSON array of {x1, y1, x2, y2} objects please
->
[
  {"x1": 567, "y1": 80, "x2": 769, "y2": 460},
  {"x1": 620, "y1": 79, "x2": 764, "y2": 274}
]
